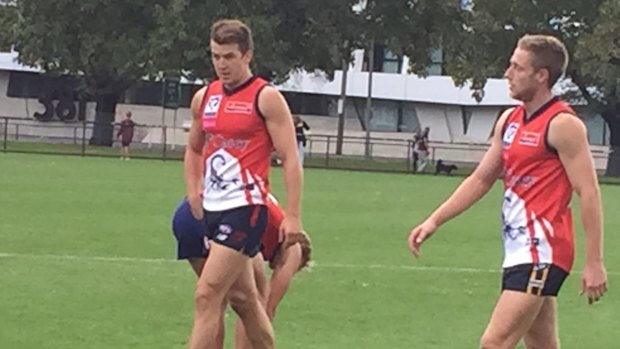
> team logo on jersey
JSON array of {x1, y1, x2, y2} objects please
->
[
  {"x1": 519, "y1": 131, "x2": 541, "y2": 147},
  {"x1": 503, "y1": 122, "x2": 520, "y2": 147},
  {"x1": 204, "y1": 95, "x2": 223, "y2": 116},
  {"x1": 224, "y1": 101, "x2": 253, "y2": 114}
]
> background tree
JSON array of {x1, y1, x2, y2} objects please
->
[{"x1": 435, "y1": 0, "x2": 620, "y2": 175}]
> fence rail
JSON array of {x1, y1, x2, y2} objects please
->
[{"x1": 1, "y1": 116, "x2": 616, "y2": 177}]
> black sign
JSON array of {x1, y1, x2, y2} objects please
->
[
  {"x1": 33, "y1": 88, "x2": 82, "y2": 122},
  {"x1": 162, "y1": 78, "x2": 180, "y2": 109}
]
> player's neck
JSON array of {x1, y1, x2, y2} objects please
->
[
  {"x1": 224, "y1": 70, "x2": 253, "y2": 90},
  {"x1": 523, "y1": 89, "x2": 554, "y2": 119}
]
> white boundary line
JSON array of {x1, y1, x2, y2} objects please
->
[{"x1": 0, "y1": 252, "x2": 617, "y2": 276}]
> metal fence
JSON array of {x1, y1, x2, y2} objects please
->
[{"x1": 1, "y1": 116, "x2": 616, "y2": 178}]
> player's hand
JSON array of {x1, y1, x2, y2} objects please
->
[
  {"x1": 279, "y1": 214, "x2": 302, "y2": 248},
  {"x1": 407, "y1": 219, "x2": 438, "y2": 257},
  {"x1": 581, "y1": 261, "x2": 608, "y2": 305},
  {"x1": 187, "y1": 194, "x2": 204, "y2": 220}
]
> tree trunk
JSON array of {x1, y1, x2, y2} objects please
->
[
  {"x1": 603, "y1": 109, "x2": 620, "y2": 177},
  {"x1": 89, "y1": 92, "x2": 119, "y2": 146}
]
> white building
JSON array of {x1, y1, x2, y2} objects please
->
[{"x1": 0, "y1": 47, "x2": 611, "y2": 168}]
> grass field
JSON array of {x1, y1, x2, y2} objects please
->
[{"x1": 0, "y1": 153, "x2": 619, "y2": 349}]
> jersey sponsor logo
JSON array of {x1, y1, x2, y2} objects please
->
[
  {"x1": 208, "y1": 135, "x2": 250, "y2": 151},
  {"x1": 519, "y1": 131, "x2": 541, "y2": 147},
  {"x1": 505, "y1": 170, "x2": 537, "y2": 189},
  {"x1": 224, "y1": 101, "x2": 253, "y2": 114},
  {"x1": 503, "y1": 122, "x2": 520, "y2": 147}
]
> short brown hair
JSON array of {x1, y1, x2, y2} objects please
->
[
  {"x1": 210, "y1": 19, "x2": 254, "y2": 54},
  {"x1": 517, "y1": 34, "x2": 569, "y2": 87}
]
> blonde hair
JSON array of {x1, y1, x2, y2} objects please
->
[{"x1": 517, "y1": 34, "x2": 569, "y2": 87}]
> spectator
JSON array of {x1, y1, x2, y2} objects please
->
[
  {"x1": 293, "y1": 115, "x2": 310, "y2": 165},
  {"x1": 117, "y1": 111, "x2": 136, "y2": 160},
  {"x1": 413, "y1": 127, "x2": 430, "y2": 172}
]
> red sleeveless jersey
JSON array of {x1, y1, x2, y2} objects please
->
[
  {"x1": 200, "y1": 77, "x2": 273, "y2": 211},
  {"x1": 260, "y1": 194, "x2": 286, "y2": 262},
  {"x1": 501, "y1": 97, "x2": 575, "y2": 272}
]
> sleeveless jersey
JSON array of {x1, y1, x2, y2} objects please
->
[
  {"x1": 501, "y1": 97, "x2": 575, "y2": 273},
  {"x1": 260, "y1": 194, "x2": 286, "y2": 262},
  {"x1": 200, "y1": 76, "x2": 272, "y2": 211}
]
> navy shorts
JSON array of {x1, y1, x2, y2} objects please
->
[
  {"x1": 205, "y1": 205, "x2": 268, "y2": 257},
  {"x1": 502, "y1": 263, "x2": 569, "y2": 297},
  {"x1": 171, "y1": 198, "x2": 209, "y2": 260}
]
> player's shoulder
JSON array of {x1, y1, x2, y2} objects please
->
[
  {"x1": 257, "y1": 84, "x2": 281, "y2": 100},
  {"x1": 547, "y1": 112, "x2": 588, "y2": 152},
  {"x1": 498, "y1": 106, "x2": 518, "y2": 124},
  {"x1": 549, "y1": 112, "x2": 587, "y2": 138},
  {"x1": 190, "y1": 85, "x2": 209, "y2": 115},
  {"x1": 256, "y1": 84, "x2": 288, "y2": 120},
  {"x1": 491, "y1": 106, "x2": 518, "y2": 138}
]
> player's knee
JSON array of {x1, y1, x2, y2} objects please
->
[
  {"x1": 194, "y1": 281, "x2": 224, "y2": 312},
  {"x1": 479, "y1": 332, "x2": 507, "y2": 349},
  {"x1": 229, "y1": 289, "x2": 261, "y2": 316},
  {"x1": 523, "y1": 337, "x2": 558, "y2": 349},
  {"x1": 227, "y1": 289, "x2": 249, "y2": 309}
]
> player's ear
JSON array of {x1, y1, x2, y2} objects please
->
[{"x1": 243, "y1": 49, "x2": 253, "y2": 64}]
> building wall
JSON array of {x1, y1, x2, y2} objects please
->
[{"x1": 0, "y1": 70, "x2": 610, "y2": 147}]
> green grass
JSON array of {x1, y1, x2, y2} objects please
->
[
  {"x1": 0, "y1": 153, "x2": 619, "y2": 348},
  {"x1": 4, "y1": 140, "x2": 620, "y2": 185},
  {"x1": 2, "y1": 140, "x2": 185, "y2": 160}
]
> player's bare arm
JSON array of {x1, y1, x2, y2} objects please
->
[
  {"x1": 184, "y1": 86, "x2": 207, "y2": 219},
  {"x1": 259, "y1": 86, "x2": 304, "y2": 238},
  {"x1": 266, "y1": 243, "x2": 302, "y2": 319},
  {"x1": 408, "y1": 108, "x2": 513, "y2": 256},
  {"x1": 548, "y1": 112, "x2": 608, "y2": 304}
]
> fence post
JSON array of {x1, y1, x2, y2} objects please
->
[
  {"x1": 406, "y1": 140, "x2": 412, "y2": 173},
  {"x1": 325, "y1": 136, "x2": 331, "y2": 167},
  {"x1": 2, "y1": 118, "x2": 8, "y2": 152},
  {"x1": 162, "y1": 126, "x2": 168, "y2": 160},
  {"x1": 15, "y1": 123, "x2": 19, "y2": 141},
  {"x1": 81, "y1": 121, "x2": 87, "y2": 156}
]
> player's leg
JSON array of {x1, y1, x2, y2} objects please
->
[
  {"x1": 521, "y1": 264, "x2": 567, "y2": 349},
  {"x1": 522, "y1": 297, "x2": 559, "y2": 349},
  {"x1": 418, "y1": 152, "x2": 429, "y2": 172},
  {"x1": 188, "y1": 243, "x2": 250, "y2": 349},
  {"x1": 233, "y1": 255, "x2": 269, "y2": 349},
  {"x1": 228, "y1": 255, "x2": 273, "y2": 349},
  {"x1": 187, "y1": 257, "x2": 206, "y2": 276},
  {"x1": 189, "y1": 205, "x2": 273, "y2": 349},
  {"x1": 171, "y1": 198, "x2": 225, "y2": 348},
  {"x1": 297, "y1": 142, "x2": 305, "y2": 166},
  {"x1": 480, "y1": 290, "x2": 544, "y2": 349},
  {"x1": 480, "y1": 263, "x2": 568, "y2": 349}
]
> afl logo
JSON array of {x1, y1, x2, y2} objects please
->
[
  {"x1": 204, "y1": 95, "x2": 223, "y2": 116},
  {"x1": 503, "y1": 122, "x2": 519, "y2": 147}
]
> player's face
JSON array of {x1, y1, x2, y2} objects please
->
[
  {"x1": 504, "y1": 47, "x2": 548, "y2": 102},
  {"x1": 210, "y1": 40, "x2": 253, "y2": 87}
]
